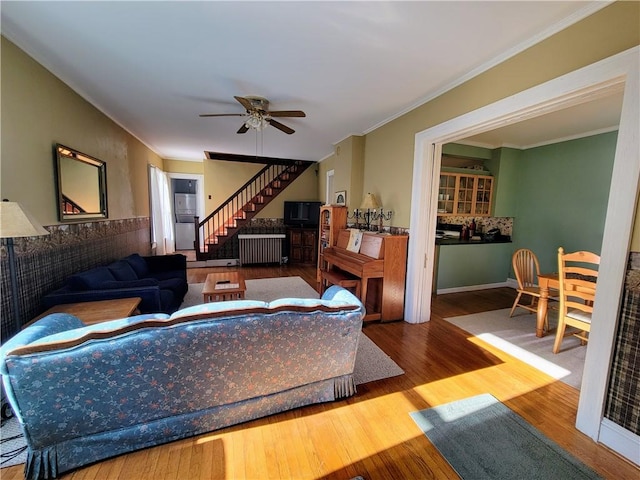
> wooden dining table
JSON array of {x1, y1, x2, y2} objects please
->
[{"x1": 536, "y1": 272, "x2": 559, "y2": 338}]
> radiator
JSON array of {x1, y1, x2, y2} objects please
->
[{"x1": 238, "y1": 234, "x2": 286, "y2": 265}]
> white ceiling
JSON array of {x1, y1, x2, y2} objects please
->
[
  {"x1": 459, "y1": 90, "x2": 623, "y2": 149},
  {"x1": 1, "y1": 1, "x2": 614, "y2": 162}
]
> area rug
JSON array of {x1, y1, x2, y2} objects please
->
[
  {"x1": 410, "y1": 393, "x2": 602, "y2": 480},
  {"x1": 180, "y1": 275, "x2": 320, "y2": 306},
  {"x1": 1, "y1": 276, "x2": 403, "y2": 469},
  {"x1": 444, "y1": 308, "x2": 585, "y2": 389},
  {"x1": 1, "y1": 416, "x2": 27, "y2": 468}
]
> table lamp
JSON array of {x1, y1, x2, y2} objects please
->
[
  {"x1": 359, "y1": 193, "x2": 380, "y2": 230},
  {"x1": 0, "y1": 200, "x2": 49, "y2": 333}
]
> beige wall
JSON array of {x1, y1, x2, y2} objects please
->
[
  {"x1": 332, "y1": 138, "x2": 354, "y2": 206},
  {"x1": 1, "y1": 36, "x2": 162, "y2": 226},
  {"x1": 318, "y1": 155, "x2": 336, "y2": 205},
  {"x1": 259, "y1": 165, "x2": 319, "y2": 218},
  {"x1": 322, "y1": 136, "x2": 366, "y2": 210},
  {"x1": 340, "y1": 135, "x2": 366, "y2": 209},
  {"x1": 350, "y1": 136, "x2": 365, "y2": 209},
  {"x1": 163, "y1": 159, "x2": 204, "y2": 176},
  {"x1": 632, "y1": 201, "x2": 640, "y2": 251},
  {"x1": 202, "y1": 161, "x2": 262, "y2": 214},
  {"x1": 360, "y1": 1, "x2": 639, "y2": 229}
]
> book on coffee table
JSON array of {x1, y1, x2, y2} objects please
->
[{"x1": 215, "y1": 283, "x2": 240, "y2": 289}]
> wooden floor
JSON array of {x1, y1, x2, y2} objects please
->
[{"x1": 3, "y1": 265, "x2": 637, "y2": 479}]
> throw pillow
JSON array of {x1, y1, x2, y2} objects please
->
[
  {"x1": 124, "y1": 254, "x2": 150, "y2": 278},
  {"x1": 108, "y1": 261, "x2": 139, "y2": 281},
  {"x1": 68, "y1": 267, "x2": 116, "y2": 290}
]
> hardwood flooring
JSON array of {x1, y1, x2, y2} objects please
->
[{"x1": 3, "y1": 265, "x2": 637, "y2": 479}]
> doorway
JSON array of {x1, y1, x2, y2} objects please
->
[
  {"x1": 406, "y1": 47, "x2": 639, "y2": 456},
  {"x1": 167, "y1": 173, "x2": 205, "y2": 252},
  {"x1": 326, "y1": 169, "x2": 335, "y2": 205}
]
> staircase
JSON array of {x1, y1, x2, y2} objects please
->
[{"x1": 195, "y1": 160, "x2": 313, "y2": 261}]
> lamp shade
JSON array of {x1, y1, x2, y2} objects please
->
[
  {"x1": 360, "y1": 193, "x2": 381, "y2": 210},
  {"x1": 0, "y1": 201, "x2": 49, "y2": 238}
]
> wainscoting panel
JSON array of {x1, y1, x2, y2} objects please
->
[
  {"x1": 0, "y1": 217, "x2": 151, "y2": 340},
  {"x1": 605, "y1": 251, "x2": 640, "y2": 436}
]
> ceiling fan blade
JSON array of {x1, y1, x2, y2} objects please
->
[
  {"x1": 268, "y1": 119, "x2": 295, "y2": 135},
  {"x1": 234, "y1": 96, "x2": 254, "y2": 111},
  {"x1": 199, "y1": 113, "x2": 245, "y2": 117},
  {"x1": 268, "y1": 110, "x2": 306, "y2": 118},
  {"x1": 237, "y1": 123, "x2": 250, "y2": 134}
]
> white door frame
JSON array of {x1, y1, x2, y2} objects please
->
[
  {"x1": 406, "y1": 47, "x2": 639, "y2": 456},
  {"x1": 326, "y1": 169, "x2": 335, "y2": 205},
  {"x1": 167, "y1": 172, "x2": 206, "y2": 248}
]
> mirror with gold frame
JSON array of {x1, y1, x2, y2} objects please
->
[{"x1": 55, "y1": 144, "x2": 108, "y2": 222}]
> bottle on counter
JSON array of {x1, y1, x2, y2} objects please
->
[
  {"x1": 461, "y1": 223, "x2": 469, "y2": 240},
  {"x1": 469, "y1": 219, "x2": 476, "y2": 238}
]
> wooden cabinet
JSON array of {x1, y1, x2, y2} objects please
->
[
  {"x1": 316, "y1": 205, "x2": 348, "y2": 285},
  {"x1": 288, "y1": 228, "x2": 317, "y2": 264},
  {"x1": 437, "y1": 173, "x2": 493, "y2": 217}
]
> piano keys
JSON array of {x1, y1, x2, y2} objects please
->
[{"x1": 321, "y1": 230, "x2": 408, "y2": 322}]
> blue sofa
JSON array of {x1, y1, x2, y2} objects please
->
[
  {"x1": 42, "y1": 253, "x2": 188, "y2": 314},
  {"x1": 0, "y1": 286, "x2": 364, "y2": 479}
]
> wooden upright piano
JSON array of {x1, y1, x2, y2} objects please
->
[{"x1": 321, "y1": 230, "x2": 408, "y2": 322}]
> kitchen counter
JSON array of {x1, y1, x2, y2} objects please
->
[
  {"x1": 436, "y1": 235, "x2": 511, "y2": 245},
  {"x1": 433, "y1": 224, "x2": 513, "y2": 293},
  {"x1": 434, "y1": 239, "x2": 514, "y2": 293}
]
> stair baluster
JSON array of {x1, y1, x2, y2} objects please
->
[{"x1": 195, "y1": 161, "x2": 313, "y2": 260}]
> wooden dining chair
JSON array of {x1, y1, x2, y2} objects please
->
[
  {"x1": 553, "y1": 247, "x2": 600, "y2": 354},
  {"x1": 509, "y1": 249, "x2": 556, "y2": 329}
]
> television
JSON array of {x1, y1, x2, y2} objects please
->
[{"x1": 283, "y1": 201, "x2": 322, "y2": 227}]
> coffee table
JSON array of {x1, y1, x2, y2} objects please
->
[
  {"x1": 203, "y1": 272, "x2": 246, "y2": 302},
  {"x1": 26, "y1": 297, "x2": 142, "y2": 328}
]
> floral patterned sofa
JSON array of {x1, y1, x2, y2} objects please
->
[{"x1": 0, "y1": 286, "x2": 364, "y2": 480}]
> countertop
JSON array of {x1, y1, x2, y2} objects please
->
[{"x1": 436, "y1": 235, "x2": 512, "y2": 246}]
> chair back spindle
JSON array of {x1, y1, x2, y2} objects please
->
[
  {"x1": 510, "y1": 249, "x2": 554, "y2": 323},
  {"x1": 553, "y1": 247, "x2": 600, "y2": 354}
]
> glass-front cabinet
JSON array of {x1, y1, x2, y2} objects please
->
[
  {"x1": 474, "y1": 176, "x2": 493, "y2": 215},
  {"x1": 438, "y1": 173, "x2": 493, "y2": 217},
  {"x1": 438, "y1": 174, "x2": 456, "y2": 214}
]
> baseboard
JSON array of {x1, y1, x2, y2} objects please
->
[
  {"x1": 599, "y1": 418, "x2": 640, "y2": 466},
  {"x1": 437, "y1": 281, "x2": 509, "y2": 295},
  {"x1": 187, "y1": 258, "x2": 239, "y2": 269},
  {"x1": 506, "y1": 277, "x2": 518, "y2": 289}
]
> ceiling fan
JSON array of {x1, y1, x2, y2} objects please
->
[{"x1": 200, "y1": 96, "x2": 305, "y2": 135}]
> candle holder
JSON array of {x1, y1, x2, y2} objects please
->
[
  {"x1": 347, "y1": 193, "x2": 393, "y2": 231},
  {"x1": 374, "y1": 208, "x2": 393, "y2": 232}
]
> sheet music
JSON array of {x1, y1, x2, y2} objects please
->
[{"x1": 346, "y1": 229, "x2": 363, "y2": 253}]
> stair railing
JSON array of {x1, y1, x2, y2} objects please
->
[{"x1": 194, "y1": 162, "x2": 298, "y2": 255}]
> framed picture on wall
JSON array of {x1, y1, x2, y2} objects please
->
[{"x1": 335, "y1": 191, "x2": 346, "y2": 206}]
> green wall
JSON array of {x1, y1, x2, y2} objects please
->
[
  {"x1": 437, "y1": 243, "x2": 513, "y2": 290},
  {"x1": 437, "y1": 131, "x2": 617, "y2": 289},
  {"x1": 442, "y1": 143, "x2": 493, "y2": 160},
  {"x1": 513, "y1": 131, "x2": 617, "y2": 273},
  {"x1": 486, "y1": 147, "x2": 521, "y2": 217}
]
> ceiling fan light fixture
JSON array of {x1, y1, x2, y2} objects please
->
[
  {"x1": 245, "y1": 113, "x2": 269, "y2": 131},
  {"x1": 202, "y1": 95, "x2": 303, "y2": 134}
]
